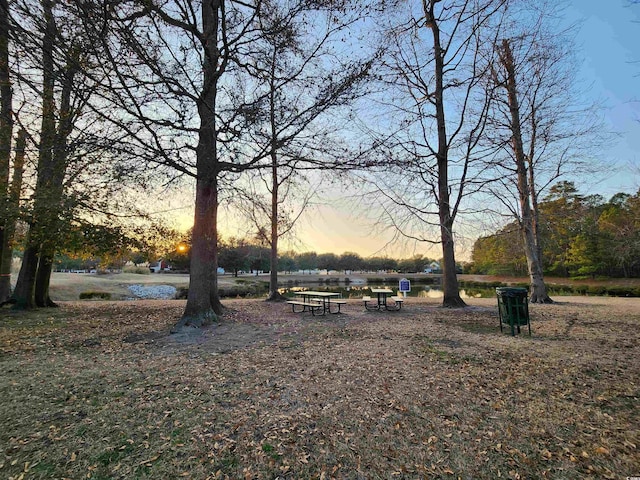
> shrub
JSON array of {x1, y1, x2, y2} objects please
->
[
  {"x1": 176, "y1": 285, "x2": 268, "y2": 299},
  {"x1": 549, "y1": 284, "x2": 573, "y2": 294},
  {"x1": 605, "y1": 286, "x2": 639, "y2": 297},
  {"x1": 587, "y1": 285, "x2": 607, "y2": 296},
  {"x1": 572, "y1": 285, "x2": 589, "y2": 295},
  {"x1": 79, "y1": 291, "x2": 112, "y2": 300},
  {"x1": 123, "y1": 266, "x2": 151, "y2": 275}
]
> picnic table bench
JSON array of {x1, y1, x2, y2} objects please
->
[
  {"x1": 286, "y1": 300, "x2": 324, "y2": 314},
  {"x1": 289, "y1": 291, "x2": 345, "y2": 315},
  {"x1": 363, "y1": 289, "x2": 404, "y2": 311},
  {"x1": 327, "y1": 299, "x2": 347, "y2": 313}
]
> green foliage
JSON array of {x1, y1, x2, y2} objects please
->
[
  {"x1": 397, "y1": 254, "x2": 435, "y2": 273},
  {"x1": 278, "y1": 252, "x2": 298, "y2": 273},
  {"x1": 317, "y1": 252, "x2": 338, "y2": 271},
  {"x1": 470, "y1": 226, "x2": 527, "y2": 276},
  {"x1": 337, "y1": 252, "x2": 364, "y2": 272},
  {"x1": 79, "y1": 291, "x2": 112, "y2": 300},
  {"x1": 367, "y1": 256, "x2": 399, "y2": 272},
  {"x1": 472, "y1": 183, "x2": 640, "y2": 278},
  {"x1": 218, "y1": 237, "x2": 253, "y2": 276},
  {"x1": 296, "y1": 251, "x2": 318, "y2": 272}
]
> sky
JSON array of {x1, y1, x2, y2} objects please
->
[
  {"x1": 283, "y1": 0, "x2": 640, "y2": 260},
  {"x1": 565, "y1": 0, "x2": 640, "y2": 196},
  {"x1": 171, "y1": 0, "x2": 640, "y2": 261}
]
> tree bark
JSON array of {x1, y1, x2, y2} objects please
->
[
  {"x1": 0, "y1": 129, "x2": 25, "y2": 303},
  {"x1": 425, "y1": 1, "x2": 466, "y2": 308},
  {"x1": 498, "y1": 39, "x2": 552, "y2": 303},
  {"x1": 266, "y1": 48, "x2": 285, "y2": 302},
  {"x1": 13, "y1": 0, "x2": 57, "y2": 309},
  {"x1": 179, "y1": 174, "x2": 219, "y2": 327},
  {"x1": 33, "y1": 53, "x2": 76, "y2": 308},
  {"x1": 34, "y1": 241, "x2": 57, "y2": 307},
  {"x1": 0, "y1": 0, "x2": 13, "y2": 303},
  {"x1": 176, "y1": 0, "x2": 225, "y2": 330},
  {"x1": 13, "y1": 245, "x2": 39, "y2": 309},
  {"x1": 266, "y1": 149, "x2": 284, "y2": 301}
]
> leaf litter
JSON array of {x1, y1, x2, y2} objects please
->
[{"x1": 0, "y1": 296, "x2": 638, "y2": 479}]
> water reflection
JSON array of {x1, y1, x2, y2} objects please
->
[
  {"x1": 416, "y1": 289, "x2": 487, "y2": 299},
  {"x1": 278, "y1": 284, "x2": 494, "y2": 299}
]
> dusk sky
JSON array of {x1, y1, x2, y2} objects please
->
[
  {"x1": 170, "y1": 1, "x2": 640, "y2": 260},
  {"x1": 284, "y1": 1, "x2": 640, "y2": 260}
]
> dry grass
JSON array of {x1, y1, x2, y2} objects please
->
[
  {"x1": 46, "y1": 272, "x2": 191, "y2": 301},
  {"x1": 1, "y1": 296, "x2": 638, "y2": 479}
]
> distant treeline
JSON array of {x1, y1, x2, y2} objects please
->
[
  {"x1": 470, "y1": 183, "x2": 640, "y2": 278},
  {"x1": 51, "y1": 246, "x2": 442, "y2": 277},
  {"x1": 216, "y1": 247, "x2": 442, "y2": 277}
]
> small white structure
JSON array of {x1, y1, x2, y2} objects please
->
[
  {"x1": 149, "y1": 259, "x2": 171, "y2": 273},
  {"x1": 424, "y1": 261, "x2": 440, "y2": 274}
]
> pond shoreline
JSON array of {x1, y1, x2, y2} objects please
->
[{"x1": 48, "y1": 271, "x2": 640, "y2": 301}]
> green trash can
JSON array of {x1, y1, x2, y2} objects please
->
[{"x1": 496, "y1": 287, "x2": 531, "y2": 336}]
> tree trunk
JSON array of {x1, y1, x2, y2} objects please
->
[
  {"x1": 12, "y1": 245, "x2": 39, "y2": 308},
  {"x1": 18, "y1": 44, "x2": 77, "y2": 309},
  {"x1": 521, "y1": 221, "x2": 550, "y2": 302},
  {"x1": 426, "y1": 1, "x2": 466, "y2": 308},
  {"x1": 34, "y1": 241, "x2": 57, "y2": 307},
  {"x1": 34, "y1": 56, "x2": 77, "y2": 309},
  {"x1": 0, "y1": 132, "x2": 24, "y2": 306},
  {"x1": 176, "y1": 130, "x2": 228, "y2": 325},
  {"x1": 179, "y1": 180, "x2": 217, "y2": 326},
  {"x1": 499, "y1": 39, "x2": 551, "y2": 303},
  {"x1": 266, "y1": 165, "x2": 285, "y2": 301},
  {"x1": 266, "y1": 158, "x2": 282, "y2": 301},
  {"x1": 526, "y1": 118, "x2": 544, "y2": 268},
  {"x1": 0, "y1": 0, "x2": 13, "y2": 303},
  {"x1": 528, "y1": 160, "x2": 544, "y2": 268},
  {"x1": 266, "y1": 52, "x2": 285, "y2": 303},
  {"x1": 13, "y1": 0, "x2": 57, "y2": 309},
  {"x1": 175, "y1": 0, "x2": 225, "y2": 330},
  {"x1": 0, "y1": 129, "x2": 25, "y2": 301}
]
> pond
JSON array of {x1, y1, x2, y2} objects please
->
[{"x1": 277, "y1": 284, "x2": 497, "y2": 299}]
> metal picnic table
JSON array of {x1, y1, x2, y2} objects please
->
[
  {"x1": 289, "y1": 291, "x2": 345, "y2": 315},
  {"x1": 364, "y1": 288, "x2": 404, "y2": 311}
]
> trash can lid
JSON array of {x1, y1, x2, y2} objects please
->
[{"x1": 496, "y1": 287, "x2": 528, "y2": 297}]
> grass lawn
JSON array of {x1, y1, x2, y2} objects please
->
[{"x1": 0, "y1": 296, "x2": 638, "y2": 479}]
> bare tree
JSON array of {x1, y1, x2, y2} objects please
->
[
  {"x1": 482, "y1": 1, "x2": 603, "y2": 302},
  {"x1": 233, "y1": 0, "x2": 376, "y2": 301},
  {"x1": 492, "y1": 37, "x2": 551, "y2": 302},
  {"x1": 84, "y1": 0, "x2": 266, "y2": 329},
  {"x1": 88, "y1": 0, "x2": 377, "y2": 324},
  {"x1": 356, "y1": 0, "x2": 507, "y2": 307},
  {"x1": 4, "y1": 0, "x2": 163, "y2": 309},
  {"x1": 12, "y1": 0, "x2": 62, "y2": 308}
]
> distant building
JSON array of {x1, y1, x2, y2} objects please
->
[
  {"x1": 149, "y1": 259, "x2": 171, "y2": 273},
  {"x1": 424, "y1": 261, "x2": 441, "y2": 274}
]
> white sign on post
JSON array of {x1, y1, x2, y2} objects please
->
[{"x1": 399, "y1": 278, "x2": 411, "y2": 297}]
